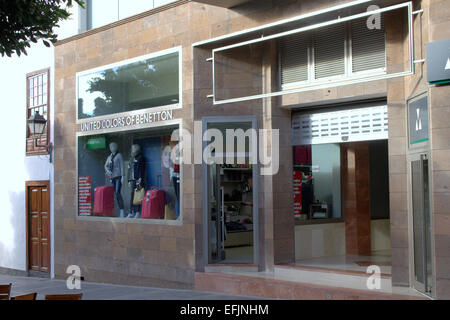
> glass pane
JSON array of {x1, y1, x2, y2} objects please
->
[
  {"x1": 208, "y1": 162, "x2": 221, "y2": 262},
  {"x1": 293, "y1": 143, "x2": 341, "y2": 220},
  {"x1": 118, "y1": 0, "x2": 154, "y2": 20},
  {"x1": 423, "y1": 159, "x2": 432, "y2": 292},
  {"x1": 78, "y1": 52, "x2": 179, "y2": 119},
  {"x1": 206, "y1": 121, "x2": 255, "y2": 264},
  {"x1": 154, "y1": 0, "x2": 176, "y2": 7},
  {"x1": 411, "y1": 160, "x2": 425, "y2": 285},
  {"x1": 89, "y1": 0, "x2": 119, "y2": 29},
  {"x1": 77, "y1": 125, "x2": 181, "y2": 220}
]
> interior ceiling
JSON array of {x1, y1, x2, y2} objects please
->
[{"x1": 190, "y1": 0, "x2": 253, "y2": 8}]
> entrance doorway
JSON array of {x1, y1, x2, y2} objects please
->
[
  {"x1": 26, "y1": 181, "x2": 50, "y2": 274},
  {"x1": 410, "y1": 153, "x2": 433, "y2": 295},
  {"x1": 202, "y1": 117, "x2": 258, "y2": 265}
]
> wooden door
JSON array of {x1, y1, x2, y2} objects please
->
[{"x1": 27, "y1": 184, "x2": 50, "y2": 273}]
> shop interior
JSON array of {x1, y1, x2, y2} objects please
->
[
  {"x1": 293, "y1": 139, "x2": 391, "y2": 274},
  {"x1": 78, "y1": 125, "x2": 181, "y2": 221},
  {"x1": 206, "y1": 121, "x2": 255, "y2": 264}
]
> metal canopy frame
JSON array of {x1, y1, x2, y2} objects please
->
[{"x1": 207, "y1": 1, "x2": 415, "y2": 105}]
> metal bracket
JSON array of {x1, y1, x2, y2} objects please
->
[{"x1": 34, "y1": 138, "x2": 53, "y2": 163}]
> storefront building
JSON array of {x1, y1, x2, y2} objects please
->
[{"x1": 53, "y1": 0, "x2": 450, "y2": 299}]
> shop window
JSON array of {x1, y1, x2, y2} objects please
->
[
  {"x1": 26, "y1": 69, "x2": 49, "y2": 155},
  {"x1": 77, "y1": 50, "x2": 180, "y2": 120},
  {"x1": 86, "y1": 0, "x2": 177, "y2": 30},
  {"x1": 280, "y1": 17, "x2": 386, "y2": 88},
  {"x1": 77, "y1": 125, "x2": 181, "y2": 221},
  {"x1": 293, "y1": 144, "x2": 342, "y2": 221}
]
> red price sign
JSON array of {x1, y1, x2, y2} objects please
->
[{"x1": 78, "y1": 176, "x2": 92, "y2": 216}]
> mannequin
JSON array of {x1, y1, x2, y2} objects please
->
[
  {"x1": 127, "y1": 144, "x2": 145, "y2": 219},
  {"x1": 104, "y1": 142, "x2": 125, "y2": 218},
  {"x1": 169, "y1": 141, "x2": 180, "y2": 217}
]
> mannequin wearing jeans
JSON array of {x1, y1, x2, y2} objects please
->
[
  {"x1": 104, "y1": 142, "x2": 125, "y2": 218},
  {"x1": 127, "y1": 144, "x2": 145, "y2": 219}
]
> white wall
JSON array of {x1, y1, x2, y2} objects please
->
[
  {"x1": 0, "y1": 5, "x2": 79, "y2": 274},
  {"x1": 295, "y1": 222, "x2": 346, "y2": 260},
  {"x1": 371, "y1": 219, "x2": 391, "y2": 252}
]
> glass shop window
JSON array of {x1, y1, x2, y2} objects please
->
[
  {"x1": 77, "y1": 51, "x2": 179, "y2": 120},
  {"x1": 78, "y1": 125, "x2": 181, "y2": 221},
  {"x1": 293, "y1": 144, "x2": 342, "y2": 221}
]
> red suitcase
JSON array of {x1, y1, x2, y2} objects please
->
[
  {"x1": 141, "y1": 187, "x2": 165, "y2": 219},
  {"x1": 93, "y1": 186, "x2": 114, "y2": 217}
]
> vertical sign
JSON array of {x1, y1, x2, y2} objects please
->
[
  {"x1": 78, "y1": 176, "x2": 92, "y2": 216},
  {"x1": 408, "y1": 95, "x2": 429, "y2": 146}
]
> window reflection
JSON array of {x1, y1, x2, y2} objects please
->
[{"x1": 78, "y1": 52, "x2": 179, "y2": 119}]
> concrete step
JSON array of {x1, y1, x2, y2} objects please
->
[
  {"x1": 204, "y1": 264, "x2": 259, "y2": 274},
  {"x1": 274, "y1": 264, "x2": 392, "y2": 292},
  {"x1": 194, "y1": 271, "x2": 427, "y2": 300}
]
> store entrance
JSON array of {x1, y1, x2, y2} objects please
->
[
  {"x1": 203, "y1": 118, "x2": 257, "y2": 265},
  {"x1": 410, "y1": 153, "x2": 433, "y2": 295}
]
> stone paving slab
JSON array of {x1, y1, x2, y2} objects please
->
[{"x1": 0, "y1": 275, "x2": 263, "y2": 300}]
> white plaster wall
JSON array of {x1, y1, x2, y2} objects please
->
[
  {"x1": 295, "y1": 222, "x2": 346, "y2": 260},
  {"x1": 0, "y1": 5, "x2": 79, "y2": 274},
  {"x1": 371, "y1": 219, "x2": 391, "y2": 252},
  {"x1": 294, "y1": 220, "x2": 391, "y2": 261}
]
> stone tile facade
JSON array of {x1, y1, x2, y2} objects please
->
[{"x1": 53, "y1": 0, "x2": 450, "y2": 298}]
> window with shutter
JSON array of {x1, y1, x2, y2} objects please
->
[
  {"x1": 351, "y1": 17, "x2": 386, "y2": 73},
  {"x1": 314, "y1": 24, "x2": 346, "y2": 79},
  {"x1": 280, "y1": 33, "x2": 310, "y2": 85},
  {"x1": 292, "y1": 105, "x2": 388, "y2": 145}
]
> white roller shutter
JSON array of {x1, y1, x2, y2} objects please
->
[
  {"x1": 314, "y1": 24, "x2": 346, "y2": 79},
  {"x1": 351, "y1": 17, "x2": 386, "y2": 73},
  {"x1": 280, "y1": 33, "x2": 310, "y2": 85},
  {"x1": 292, "y1": 105, "x2": 388, "y2": 145}
]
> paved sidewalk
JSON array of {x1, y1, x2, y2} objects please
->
[{"x1": 0, "y1": 275, "x2": 260, "y2": 300}]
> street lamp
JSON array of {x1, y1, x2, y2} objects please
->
[{"x1": 27, "y1": 111, "x2": 53, "y2": 163}]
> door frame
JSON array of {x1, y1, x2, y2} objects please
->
[
  {"x1": 25, "y1": 180, "x2": 51, "y2": 274},
  {"x1": 406, "y1": 90, "x2": 434, "y2": 297},
  {"x1": 407, "y1": 152, "x2": 434, "y2": 296},
  {"x1": 202, "y1": 116, "x2": 259, "y2": 266}
]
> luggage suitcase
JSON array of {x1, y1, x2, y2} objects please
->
[
  {"x1": 141, "y1": 175, "x2": 165, "y2": 219},
  {"x1": 93, "y1": 186, "x2": 114, "y2": 217}
]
